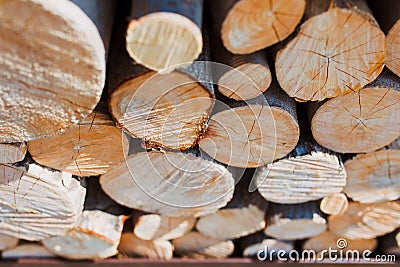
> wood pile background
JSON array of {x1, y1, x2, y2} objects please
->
[{"x1": 0, "y1": 0, "x2": 399, "y2": 262}]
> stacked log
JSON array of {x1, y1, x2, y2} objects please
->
[
  {"x1": 276, "y1": 0, "x2": 385, "y2": 102},
  {"x1": 320, "y1": 193, "x2": 349, "y2": 215},
  {"x1": 0, "y1": 143, "x2": 27, "y2": 164},
  {"x1": 2, "y1": 244, "x2": 56, "y2": 259}
]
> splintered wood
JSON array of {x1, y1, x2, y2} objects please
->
[
  {"x1": 344, "y1": 149, "x2": 400, "y2": 203},
  {"x1": 110, "y1": 71, "x2": 214, "y2": 150},
  {"x1": 221, "y1": 0, "x2": 305, "y2": 54},
  {"x1": 28, "y1": 113, "x2": 129, "y2": 176},
  {"x1": 0, "y1": 164, "x2": 86, "y2": 241},
  {"x1": 0, "y1": 0, "x2": 105, "y2": 142},
  {"x1": 43, "y1": 210, "x2": 125, "y2": 260},
  {"x1": 100, "y1": 151, "x2": 234, "y2": 217},
  {"x1": 126, "y1": 0, "x2": 203, "y2": 71},
  {"x1": 172, "y1": 231, "x2": 234, "y2": 259},
  {"x1": 276, "y1": 2, "x2": 385, "y2": 101},
  {"x1": 329, "y1": 202, "x2": 400, "y2": 239},
  {"x1": 311, "y1": 71, "x2": 400, "y2": 153}
]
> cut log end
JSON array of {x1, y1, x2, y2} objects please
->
[
  {"x1": 0, "y1": 234, "x2": 19, "y2": 251},
  {"x1": 320, "y1": 193, "x2": 349, "y2": 215},
  {"x1": 276, "y1": 7, "x2": 385, "y2": 101},
  {"x1": 265, "y1": 219, "x2": 327, "y2": 241},
  {"x1": 344, "y1": 149, "x2": 400, "y2": 203},
  {"x1": 199, "y1": 105, "x2": 299, "y2": 168},
  {"x1": 28, "y1": 114, "x2": 128, "y2": 177},
  {"x1": 172, "y1": 231, "x2": 234, "y2": 259},
  {"x1": 100, "y1": 151, "x2": 234, "y2": 217},
  {"x1": 134, "y1": 214, "x2": 196, "y2": 241},
  {"x1": 386, "y1": 19, "x2": 400, "y2": 77},
  {"x1": 221, "y1": 0, "x2": 305, "y2": 54},
  {"x1": 243, "y1": 238, "x2": 294, "y2": 258},
  {"x1": 0, "y1": 0, "x2": 105, "y2": 142},
  {"x1": 311, "y1": 87, "x2": 400, "y2": 153},
  {"x1": 196, "y1": 205, "x2": 266, "y2": 240},
  {"x1": 0, "y1": 142, "x2": 26, "y2": 164},
  {"x1": 255, "y1": 151, "x2": 346, "y2": 204},
  {"x1": 218, "y1": 63, "x2": 272, "y2": 101},
  {"x1": 118, "y1": 232, "x2": 173, "y2": 260},
  {"x1": 110, "y1": 71, "x2": 214, "y2": 150},
  {"x1": 2, "y1": 244, "x2": 56, "y2": 259},
  {"x1": 126, "y1": 12, "x2": 202, "y2": 71}
]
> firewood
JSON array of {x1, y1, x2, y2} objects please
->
[
  {"x1": 254, "y1": 140, "x2": 346, "y2": 204},
  {"x1": 0, "y1": 143, "x2": 26, "y2": 164},
  {"x1": 276, "y1": 0, "x2": 385, "y2": 101},
  {"x1": 303, "y1": 231, "x2": 377, "y2": 253},
  {"x1": 133, "y1": 214, "x2": 196, "y2": 241},
  {"x1": 368, "y1": 0, "x2": 400, "y2": 77},
  {"x1": 117, "y1": 232, "x2": 173, "y2": 260},
  {"x1": 125, "y1": 0, "x2": 203, "y2": 71},
  {"x1": 28, "y1": 112, "x2": 129, "y2": 177},
  {"x1": 344, "y1": 147, "x2": 400, "y2": 203},
  {"x1": 199, "y1": 79, "x2": 299, "y2": 168},
  {"x1": 0, "y1": 164, "x2": 86, "y2": 241},
  {"x1": 2, "y1": 244, "x2": 56, "y2": 259},
  {"x1": 100, "y1": 150, "x2": 234, "y2": 217},
  {"x1": 172, "y1": 231, "x2": 234, "y2": 259},
  {"x1": 329, "y1": 202, "x2": 400, "y2": 239},
  {"x1": 43, "y1": 210, "x2": 125, "y2": 260},
  {"x1": 320, "y1": 193, "x2": 349, "y2": 215},
  {"x1": 264, "y1": 201, "x2": 327, "y2": 240},
  {"x1": 239, "y1": 232, "x2": 294, "y2": 258},
  {"x1": 206, "y1": 1, "x2": 271, "y2": 100},
  {"x1": 218, "y1": 0, "x2": 305, "y2": 54},
  {"x1": 379, "y1": 229, "x2": 400, "y2": 256},
  {"x1": 108, "y1": 4, "x2": 214, "y2": 150},
  {"x1": 0, "y1": 0, "x2": 107, "y2": 142},
  {"x1": 196, "y1": 171, "x2": 268, "y2": 240},
  {"x1": 0, "y1": 234, "x2": 18, "y2": 251},
  {"x1": 310, "y1": 70, "x2": 400, "y2": 153}
]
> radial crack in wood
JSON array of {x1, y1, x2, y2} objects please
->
[
  {"x1": 100, "y1": 151, "x2": 235, "y2": 217},
  {"x1": 0, "y1": 0, "x2": 105, "y2": 142},
  {"x1": 221, "y1": 0, "x2": 305, "y2": 54},
  {"x1": 0, "y1": 164, "x2": 86, "y2": 241},
  {"x1": 43, "y1": 210, "x2": 125, "y2": 260},
  {"x1": 172, "y1": 231, "x2": 234, "y2": 259}
]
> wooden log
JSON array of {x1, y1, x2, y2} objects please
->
[
  {"x1": 328, "y1": 202, "x2": 400, "y2": 239},
  {"x1": 196, "y1": 170, "x2": 268, "y2": 240},
  {"x1": 0, "y1": 163, "x2": 86, "y2": 241},
  {"x1": 2, "y1": 244, "x2": 56, "y2": 259},
  {"x1": 264, "y1": 201, "x2": 327, "y2": 240},
  {"x1": 172, "y1": 231, "x2": 234, "y2": 259},
  {"x1": 275, "y1": 0, "x2": 386, "y2": 101},
  {"x1": 379, "y1": 229, "x2": 400, "y2": 256},
  {"x1": 133, "y1": 214, "x2": 196, "y2": 241},
  {"x1": 320, "y1": 193, "x2": 349, "y2": 215},
  {"x1": 199, "y1": 79, "x2": 299, "y2": 168},
  {"x1": 0, "y1": 234, "x2": 18, "y2": 251},
  {"x1": 43, "y1": 210, "x2": 125, "y2": 260},
  {"x1": 117, "y1": 232, "x2": 173, "y2": 260},
  {"x1": 108, "y1": 4, "x2": 214, "y2": 150},
  {"x1": 343, "y1": 147, "x2": 400, "y2": 203},
  {"x1": 254, "y1": 140, "x2": 346, "y2": 204},
  {"x1": 310, "y1": 69, "x2": 400, "y2": 153},
  {"x1": 206, "y1": 1, "x2": 271, "y2": 101},
  {"x1": 239, "y1": 232, "x2": 294, "y2": 259},
  {"x1": 27, "y1": 112, "x2": 129, "y2": 177},
  {"x1": 218, "y1": 0, "x2": 305, "y2": 54},
  {"x1": 0, "y1": 143, "x2": 26, "y2": 164},
  {"x1": 125, "y1": 0, "x2": 203, "y2": 71},
  {"x1": 0, "y1": 0, "x2": 106, "y2": 142},
  {"x1": 100, "y1": 150, "x2": 234, "y2": 217},
  {"x1": 303, "y1": 231, "x2": 377, "y2": 254}
]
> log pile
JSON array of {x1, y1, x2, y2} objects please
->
[{"x1": 0, "y1": 0, "x2": 399, "y2": 262}]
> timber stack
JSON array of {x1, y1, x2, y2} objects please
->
[{"x1": 0, "y1": 0, "x2": 399, "y2": 262}]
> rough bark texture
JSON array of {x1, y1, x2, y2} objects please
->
[
  {"x1": 265, "y1": 201, "x2": 327, "y2": 240},
  {"x1": 0, "y1": 0, "x2": 106, "y2": 142}
]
